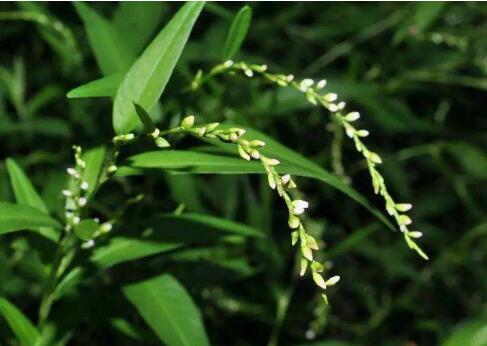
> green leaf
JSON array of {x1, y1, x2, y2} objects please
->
[
  {"x1": 113, "y1": 2, "x2": 205, "y2": 134},
  {"x1": 222, "y1": 5, "x2": 252, "y2": 60},
  {"x1": 92, "y1": 237, "x2": 181, "y2": 269},
  {"x1": 0, "y1": 296, "x2": 40, "y2": 346},
  {"x1": 127, "y1": 150, "x2": 263, "y2": 174},
  {"x1": 127, "y1": 136, "x2": 394, "y2": 231},
  {"x1": 66, "y1": 73, "x2": 123, "y2": 99},
  {"x1": 442, "y1": 319, "x2": 487, "y2": 346},
  {"x1": 112, "y1": 2, "x2": 166, "y2": 56},
  {"x1": 6, "y1": 158, "x2": 59, "y2": 241},
  {"x1": 149, "y1": 213, "x2": 264, "y2": 242},
  {"x1": 81, "y1": 146, "x2": 106, "y2": 198},
  {"x1": 123, "y1": 274, "x2": 210, "y2": 346},
  {"x1": 133, "y1": 102, "x2": 156, "y2": 133},
  {"x1": 73, "y1": 219, "x2": 98, "y2": 241},
  {"x1": 73, "y1": 2, "x2": 134, "y2": 75},
  {"x1": 446, "y1": 141, "x2": 487, "y2": 180},
  {"x1": 0, "y1": 202, "x2": 61, "y2": 235}
]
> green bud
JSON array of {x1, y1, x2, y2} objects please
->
[
  {"x1": 155, "y1": 137, "x2": 170, "y2": 148},
  {"x1": 288, "y1": 215, "x2": 300, "y2": 229},
  {"x1": 181, "y1": 115, "x2": 195, "y2": 128}
]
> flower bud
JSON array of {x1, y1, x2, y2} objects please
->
[
  {"x1": 181, "y1": 115, "x2": 195, "y2": 128},
  {"x1": 155, "y1": 137, "x2": 170, "y2": 148},
  {"x1": 312, "y1": 272, "x2": 327, "y2": 289},
  {"x1": 325, "y1": 275, "x2": 340, "y2": 286}
]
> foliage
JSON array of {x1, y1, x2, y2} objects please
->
[{"x1": 0, "y1": 2, "x2": 486, "y2": 345}]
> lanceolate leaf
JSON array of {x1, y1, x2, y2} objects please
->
[
  {"x1": 112, "y1": 2, "x2": 166, "y2": 56},
  {"x1": 222, "y1": 5, "x2": 253, "y2": 60},
  {"x1": 6, "y1": 158, "x2": 48, "y2": 212},
  {"x1": 81, "y1": 146, "x2": 106, "y2": 198},
  {"x1": 126, "y1": 133, "x2": 394, "y2": 231},
  {"x1": 91, "y1": 237, "x2": 181, "y2": 269},
  {"x1": 91, "y1": 213, "x2": 261, "y2": 269},
  {"x1": 5, "y1": 158, "x2": 59, "y2": 241},
  {"x1": 113, "y1": 2, "x2": 205, "y2": 134},
  {"x1": 74, "y1": 2, "x2": 134, "y2": 75},
  {"x1": 0, "y1": 202, "x2": 62, "y2": 235},
  {"x1": 123, "y1": 274, "x2": 210, "y2": 346},
  {"x1": 66, "y1": 73, "x2": 123, "y2": 99},
  {"x1": 0, "y1": 297, "x2": 40, "y2": 346}
]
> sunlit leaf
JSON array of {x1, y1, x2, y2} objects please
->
[
  {"x1": 123, "y1": 274, "x2": 210, "y2": 346},
  {"x1": 113, "y1": 2, "x2": 205, "y2": 134}
]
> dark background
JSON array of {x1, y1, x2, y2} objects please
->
[{"x1": 1, "y1": 2, "x2": 486, "y2": 345}]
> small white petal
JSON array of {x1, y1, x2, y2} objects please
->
[
  {"x1": 62, "y1": 190, "x2": 72, "y2": 197},
  {"x1": 325, "y1": 275, "x2": 340, "y2": 286},
  {"x1": 77, "y1": 197, "x2": 87, "y2": 207},
  {"x1": 281, "y1": 174, "x2": 291, "y2": 185},
  {"x1": 344, "y1": 112, "x2": 360, "y2": 122},
  {"x1": 317, "y1": 79, "x2": 327, "y2": 89},
  {"x1": 408, "y1": 231, "x2": 423, "y2": 238}
]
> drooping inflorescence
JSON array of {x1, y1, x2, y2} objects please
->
[
  {"x1": 138, "y1": 115, "x2": 341, "y2": 302},
  {"x1": 190, "y1": 60, "x2": 428, "y2": 260}
]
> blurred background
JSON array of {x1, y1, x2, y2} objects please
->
[{"x1": 0, "y1": 2, "x2": 486, "y2": 345}]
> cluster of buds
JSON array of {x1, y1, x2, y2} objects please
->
[
  {"x1": 336, "y1": 110, "x2": 426, "y2": 258},
  {"x1": 214, "y1": 61, "x2": 428, "y2": 260},
  {"x1": 112, "y1": 133, "x2": 136, "y2": 145},
  {"x1": 79, "y1": 219, "x2": 114, "y2": 249},
  {"x1": 63, "y1": 146, "x2": 90, "y2": 230}
]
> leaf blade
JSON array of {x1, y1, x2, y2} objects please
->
[
  {"x1": 74, "y1": 2, "x2": 134, "y2": 75},
  {"x1": 66, "y1": 73, "x2": 123, "y2": 99},
  {"x1": 0, "y1": 202, "x2": 62, "y2": 235},
  {"x1": 222, "y1": 5, "x2": 252, "y2": 60},
  {"x1": 113, "y1": 2, "x2": 205, "y2": 134},
  {"x1": 123, "y1": 274, "x2": 210, "y2": 346},
  {"x1": 5, "y1": 159, "x2": 59, "y2": 241},
  {"x1": 0, "y1": 297, "x2": 40, "y2": 346}
]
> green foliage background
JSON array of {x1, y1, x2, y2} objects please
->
[{"x1": 1, "y1": 2, "x2": 487, "y2": 345}]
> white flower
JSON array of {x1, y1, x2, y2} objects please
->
[
  {"x1": 324, "y1": 93, "x2": 337, "y2": 102},
  {"x1": 325, "y1": 275, "x2": 340, "y2": 286},
  {"x1": 62, "y1": 190, "x2": 72, "y2": 197},
  {"x1": 150, "y1": 128, "x2": 160, "y2": 139},
  {"x1": 356, "y1": 129, "x2": 369, "y2": 137},
  {"x1": 244, "y1": 68, "x2": 253, "y2": 77},
  {"x1": 250, "y1": 149, "x2": 260, "y2": 160},
  {"x1": 408, "y1": 231, "x2": 423, "y2": 238},
  {"x1": 396, "y1": 203, "x2": 413, "y2": 212},
  {"x1": 281, "y1": 174, "x2": 291, "y2": 185},
  {"x1": 81, "y1": 239, "x2": 95, "y2": 249},
  {"x1": 80, "y1": 181, "x2": 89, "y2": 190},
  {"x1": 317, "y1": 79, "x2": 327, "y2": 89},
  {"x1": 250, "y1": 140, "x2": 266, "y2": 148},
  {"x1": 100, "y1": 223, "x2": 113, "y2": 233},
  {"x1": 337, "y1": 101, "x2": 346, "y2": 110},
  {"x1": 286, "y1": 74, "x2": 294, "y2": 82},
  {"x1": 181, "y1": 115, "x2": 195, "y2": 128},
  {"x1": 292, "y1": 200, "x2": 309, "y2": 215},
  {"x1": 344, "y1": 111, "x2": 360, "y2": 122},
  {"x1": 77, "y1": 197, "x2": 87, "y2": 207},
  {"x1": 299, "y1": 78, "x2": 314, "y2": 92},
  {"x1": 67, "y1": 167, "x2": 77, "y2": 176},
  {"x1": 328, "y1": 103, "x2": 338, "y2": 112},
  {"x1": 312, "y1": 271, "x2": 327, "y2": 289},
  {"x1": 73, "y1": 216, "x2": 80, "y2": 225},
  {"x1": 223, "y1": 60, "x2": 234, "y2": 68}
]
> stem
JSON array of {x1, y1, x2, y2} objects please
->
[{"x1": 37, "y1": 233, "x2": 76, "y2": 330}]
